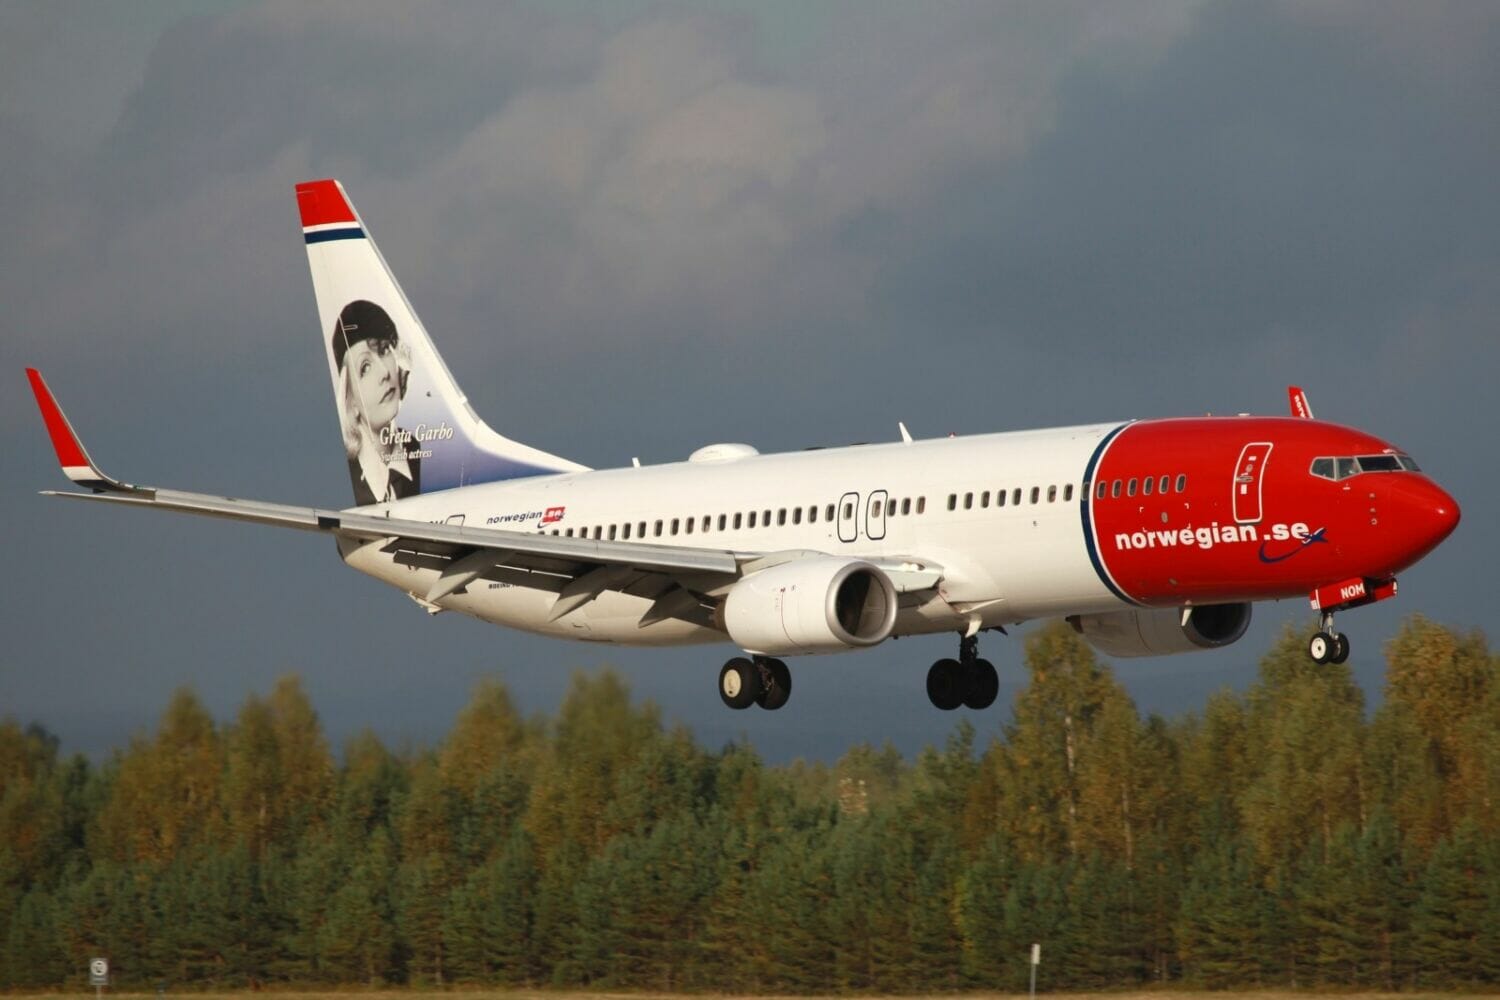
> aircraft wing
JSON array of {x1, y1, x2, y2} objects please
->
[{"x1": 29, "y1": 369, "x2": 941, "y2": 627}]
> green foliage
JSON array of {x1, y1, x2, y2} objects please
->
[{"x1": 3, "y1": 616, "x2": 1500, "y2": 989}]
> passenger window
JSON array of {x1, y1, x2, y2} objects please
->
[
  {"x1": 671, "y1": 518, "x2": 679, "y2": 536},
  {"x1": 902, "y1": 498, "x2": 911, "y2": 515},
  {"x1": 717, "y1": 514, "x2": 726, "y2": 531},
  {"x1": 748, "y1": 511, "x2": 757, "y2": 529},
  {"x1": 1064, "y1": 484, "x2": 1074, "y2": 502},
  {"x1": 685, "y1": 518, "x2": 693, "y2": 535},
  {"x1": 1127, "y1": 478, "x2": 1137, "y2": 497},
  {"x1": 997, "y1": 490, "x2": 1007, "y2": 507},
  {"x1": 1158, "y1": 475, "x2": 1169, "y2": 494},
  {"x1": 775, "y1": 509, "x2": 785, "y2": 526},
  {"x1": 654, "y1": 520, "x2": 663, "y2": 537},
  {"x1": 1030, "y1": 487, "x2": 1040, "y2": 504},
  {"x1": 565, "y1": 528, "x2": 573, "y2": 537},
  {"x1": 917, "y1": 497, "x2": 926, "y2": 514},
  {"x1": 764, "y1": 509, "x2": 772, "y2": 525},
  {"x1": 622, "y1": 523, "x2": 631, "y2": 539},
  {"x1": 733, "y1": 513, "x2": 743, "y2": 530},
  {"x1": 843, "y1": 502, "x2": 854, "y2": 519},
  {"x1": 1096, "y1": 482, "x2": 1107, "y2": 500},
  {"x1": 948, "y1": 494, "x2": 957, "y2": 511},
  {"x1": 963, "y1": 492, "x2": 973, "y2": 510},
  {"x1": 1112, "y1": 480, "x2": 1122, "y2": 498},
  {"x1": 702, "y1": 516, "x2": 711, "y2": 532},
  {"x1": 1142, "y1": 477, "x2": 1153, "y2": 496},
  {"x1": 807, "y1": 506, "x2": 817, "y2": 524},
  {"x1": 1175, "y1": 474, "x2": 1187, "y2": 493},
  {"x1": 1047, "y1": 485, "x2": 1057, "y2": 502},
  {"x1": 793, "y1": 507, "x2": 803, "y2": 525},
  {"x1": 980, "y1": 491, "x2": 990, "y2": 508},
  {"x1": 593, "y1": 526, "x2": 602, "y2": 539}
]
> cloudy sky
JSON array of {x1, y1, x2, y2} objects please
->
[{"x1": 4, "y1": 1, "x2": 1496, "y2": 762}]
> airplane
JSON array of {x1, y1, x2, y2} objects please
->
[{"x1": 27, "y1": 179, "x2": 1461, "y2": 712}]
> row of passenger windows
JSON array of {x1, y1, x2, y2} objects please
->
[
  {"x1": 543, "y1": 474, "x2": 1190, "y2": 542},
  {"x1": 946, "y1": 483, "x2": 1075, "y2": 510},
  {"x1": 1095, "y1": 474, "x2": 1188, "y2": 500},
  {"x1": 549, "y1": 498, "x2": 930, "y2": 540}
]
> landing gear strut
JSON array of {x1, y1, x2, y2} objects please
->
[
  {"x1": 718, "y1": 655, "x2": 792, "y2": 710},
  {"x1": 1308, "y1": 611, "x2": 1351, "y2": 665},
  {"x1": 926, "y1": 633, "x2": 999, "y2": 711}
]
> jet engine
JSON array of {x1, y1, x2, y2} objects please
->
[
  {"x1": 1068, "y1": 603, "x2": 1252, "y2": 658},
  {"x1": 722, "y1": 556, "x2": 898, "y2": 656}
]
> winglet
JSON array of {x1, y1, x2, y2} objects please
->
[
  {"x1": 1288, "y1": 386, "x2": 1314, "y2": 420},
  {"x1": 26, "y1": 369, "x2": 144, "y2": 494}
]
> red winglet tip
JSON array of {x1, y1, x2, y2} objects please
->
[
  {"x1": 26, "y1": 368, "x2": 91, "y2": 470},
  {"x1": 295, "y1": 178, "x2": 356, "y2": 228}
]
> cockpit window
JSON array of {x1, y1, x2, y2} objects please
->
[
  {"x1": 1357, "y1": 455, "x2": 1402, "y2": 473},
  {"x1": 1311, "y1": 453, "x2": 1420, "y2": 481}
]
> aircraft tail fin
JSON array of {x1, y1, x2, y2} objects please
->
[
  {"x1": 1288, "y1": 386, "x2": 1314, "y2": 420},
  {"x1": 296, "y1": 179, "x2": 586, "y2": 506}
]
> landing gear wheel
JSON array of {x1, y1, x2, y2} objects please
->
[
  {"x1": 1308, "y1": 632, "x2": 1334, "y2": 665},
  {"x1": 1330, "y1": 633, "x2": 1351, "y2": 664},
  {"x1": 962, "y1": 658, "x2": 999, "y2": 710},
  {"x1": 719, "y1": 657, "x2": 761, "y2": 710},
  {"x1": 756, "y1": 657, "x2": 793, "y2": 711},
  {"x1": 927, "y1": 658, "x2": 964, "y2": 711}
]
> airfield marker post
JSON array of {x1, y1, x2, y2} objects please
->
[
  {"x1": 1029, "y1": 942, "x2": 1040, "y2": 999},
  {"x1": 89, "y1": 957, "x2": 108, "y2": 999}
]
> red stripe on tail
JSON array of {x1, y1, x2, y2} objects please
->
[{"x1": 295, "y1": 179, "x2": 356, "y2": 228}]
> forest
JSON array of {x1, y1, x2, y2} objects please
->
[{"x1": 2, "y1": 615, "x2": 1497, "y2": 990}]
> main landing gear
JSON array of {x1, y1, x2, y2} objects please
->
[
  {"x1": 719, "y1": 655, "x2": 792, "y2": 711},
  {"x1": 926, "y1": 634, "x2": 999, "y2": 711},
  {"x1": 1308, "y1": 611, "x2": 1351, "y2": 665}
]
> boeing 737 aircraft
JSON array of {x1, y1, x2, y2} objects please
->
[{"x1": 29, "y1": 179, "x2": 1461, "y2": 712}]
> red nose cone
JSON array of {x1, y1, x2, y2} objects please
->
[
  {"x1": 1434, "y1": 485, "x2": 1461, "y2": 538},
  {"x1": 1392, "y1": 477, "x2": 1461, "y2": 562}
]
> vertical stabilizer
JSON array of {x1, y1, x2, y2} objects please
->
[{"x1": 297, "y1": 179, "x2": 586, "y2": 506}]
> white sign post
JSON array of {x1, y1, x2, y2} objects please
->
[
  {"x1": 1029, "y1": 943, "x2": 1041, "y2": 999},
  {"x1": 89, "y1": 957, "x2": 109, "y2": 998}
]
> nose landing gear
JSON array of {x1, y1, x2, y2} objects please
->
[
  {"x1": 1306, "y1": 576, "x2": 1398, "y2": 665},
  {"x1": 1308, "y1": 611, "x2": 1351, "y2": 665},
  {"x1": 926, "y1": 633, "x2": 999, "y2": 710}
]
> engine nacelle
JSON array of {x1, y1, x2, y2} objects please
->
[
  {"x1": 1069, "y1": 603, "x2": 1252, "y2": 658},
  {"x1": 722, "y1": 556, "x2": 898, "y2": 656}
]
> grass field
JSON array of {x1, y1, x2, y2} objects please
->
[{"x1": 22, "y1": 992, "x2": 1500, "y2": 1000}]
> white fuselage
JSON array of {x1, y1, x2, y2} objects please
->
[{"x1": 340, "y1": 422, "x2": 1131, "y2": 647}]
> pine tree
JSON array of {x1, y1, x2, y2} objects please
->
[
  {"x1": 1408, "y1": 821, "x2": 1491, "y2": 986},
  {"x1": 1240, "y1": 626, "x2": 1366, "y2": 870},
  {"x1": 317, "y1": 829, "x2": 396, "y2": 984}
]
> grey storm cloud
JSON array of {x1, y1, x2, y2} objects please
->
[{"x1": 3, "y1": 1, "x2": 1496, "y2": 763}]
